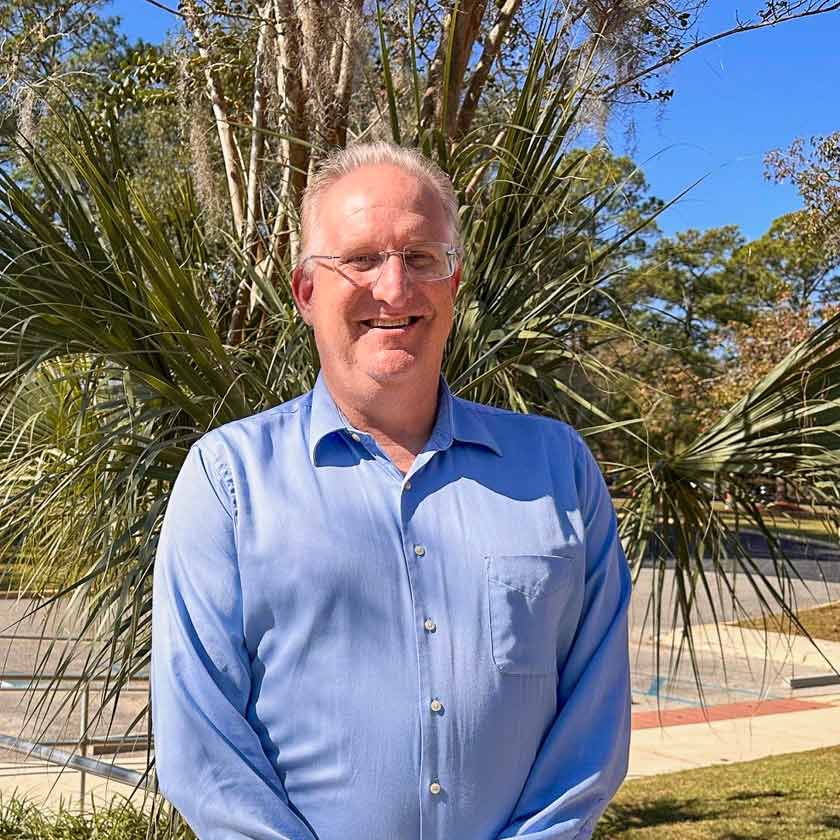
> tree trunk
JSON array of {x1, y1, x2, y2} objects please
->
[
  {"x1": 455, "y1": 0, "x2": 522, "y2": 138},
  {"x1": 324, "y1": 5, "x2": 363, "y2": 148},
  {"x1": 442, "y1": 0, "x2": 487, "y2": 137},
  {"x1": 274, "y1": 0, "x2": 311, "y2": 262},
  {"x1": 182, "y1": 0, "x2": 246, "y2": 238},
  {"x1": 419, "y1": 0, "x2": 487, "y2": 137},
  {"x1": 228, "y1": 1, "x2": 274, "y2": 345}
]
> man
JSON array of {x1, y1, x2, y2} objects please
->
[{"x1": 151, "y1": 142, "x2": 631, "y2": 840}]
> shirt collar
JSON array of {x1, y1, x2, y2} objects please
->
[
  {"x1": 308, "y1": 372, "x2": 349, "y2": 466},
  {"x1": 308, "y1": 371, "x2": 501, "y2": 466},
  {"x1": 446, "y1": 381, "x2": 502, "y2": 456}
]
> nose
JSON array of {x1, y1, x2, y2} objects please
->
[{"x1": 371, "y1": 252, "x2": 412, "y2": 305}]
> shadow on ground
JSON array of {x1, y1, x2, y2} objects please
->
[
  {"x1": 726, "y1": 790, "x2": 785, "y2": 802},
  {"x1": 593, "y1": 798, "x2": 714, "y2": 837},
  {"x1": 594, "y1": 791, "x2": 840, "y2": 839}
]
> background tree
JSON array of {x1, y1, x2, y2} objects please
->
[
  {"x1": 729, "y1": 211, "x2": 840, "y2": 311},
  {"x1": 2, "y1": 3, "x2": 840, "y2": 835},
  {"x1": 708, "y1": 300, "x2": 820, "y2": 417},
  {"x1": 0, "y1": 0, "x2": 123, "y2": 135},
  {"x1": 627, "y1": 226, "x2": 752, "y2": 351},
  {"x1": 600, "y1": 213, "x2": 840, "y2": 455},
  {"x1": 765, "y1": 130, "x2": 840, "y2": 262},
  {"x1": 595, "y1": 226, "x2": 750, "y2": 453}
]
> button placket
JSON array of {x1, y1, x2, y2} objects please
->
[{"x1": 399, "y1": 484, "x2": 446, "y2": 826}]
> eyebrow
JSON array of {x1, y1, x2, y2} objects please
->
[{"x1": 337, "y1": 239, "x2": 443, "y2": 252}]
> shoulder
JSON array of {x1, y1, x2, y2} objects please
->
[
  {"x1": 452, "y1": 395, "x2": 602, "y2": 496},
  {"x1": 193, "y1": 390, "x2": 312, "y2": 468},
  {"x1": 452, "y1": 394, "x2": 585, "y2": 451}
]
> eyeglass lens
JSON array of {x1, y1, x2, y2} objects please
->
[{"x1": 336, "y1": 244, "x2": 453, "y2": 283}]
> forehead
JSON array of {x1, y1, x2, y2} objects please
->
[{"x1": 314, "y1": 164, "x2": 449, "y2": 246}]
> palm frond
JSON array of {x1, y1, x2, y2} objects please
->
[{"x1": 618, "y1": 311, "x2": 840, "y2": 693}]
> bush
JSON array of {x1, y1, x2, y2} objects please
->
[{"x1": 0, "y1": 792, "x2": 195, "y2": 839}]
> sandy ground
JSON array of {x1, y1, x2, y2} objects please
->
[{"x1": 0, "y1": 595, "x2": 149, "y2": 771}]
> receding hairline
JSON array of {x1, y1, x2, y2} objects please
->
[{"x1": 299, "y1": 143, "x2": 461, "y2": 258}]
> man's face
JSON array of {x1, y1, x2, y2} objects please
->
[{"x1": 292, "y1": 164, "x2": 460, "y2": 393}]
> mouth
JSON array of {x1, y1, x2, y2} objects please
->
[{"x1": 361, "y1": 316, "x2": 422, "y2": 331}]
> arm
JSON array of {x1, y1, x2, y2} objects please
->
[
  {"x1": 151, "y1": 442, "x2": 318, "y2": 840},
  {"x1": 495, "y1": 433, "x2": 632, "y2": 839}
]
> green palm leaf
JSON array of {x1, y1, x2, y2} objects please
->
[{"x1": 0, "y1": 18, "x2": 838, "y2": 837}]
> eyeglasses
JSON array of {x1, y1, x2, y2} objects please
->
[{"x1": 301, "y1": 242, "x2": 459, "y2": 287}]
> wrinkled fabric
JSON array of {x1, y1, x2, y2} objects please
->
[{"x1": 151, "y1": 373, "x2": 631, "y2": 840}]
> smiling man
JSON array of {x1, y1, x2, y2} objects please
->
[
  {"x1": 151, "y1": 143, "x2": 632, "y2": 840},
  {"x1": 292, "y1": 159, "x2": 459, "y2": 473}
]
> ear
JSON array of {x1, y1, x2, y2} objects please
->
[
  {"x1": 291, "y1": 264, "x2": 315, "y2": 326},
  {"x1": 449, "y1": 260, "x2": 462, "y2": 299}
]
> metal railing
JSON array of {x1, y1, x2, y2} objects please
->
[
  {"x1": 0, "y1": 664, "x2": 152, "y2": 812},
  {"x1": 0, "y1": 732, "x2": 149, "y2": 789}
]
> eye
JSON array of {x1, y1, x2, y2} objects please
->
[
  {"x1": 403, "y1": 248, "x2": 439, "y2": 270},
  {"x1": 340, "y1": 253, "x2": 380, "y2": 272}
]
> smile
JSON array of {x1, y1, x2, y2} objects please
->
[{"x1": 362, "y1": 316, "x2": 421, "y2": 329}]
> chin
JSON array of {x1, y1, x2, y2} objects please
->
[
  {"x1": 365, "y1": 365, "x2": 417, "y2": 385},
  {"x1": 363, "y1": 351, "x2": 424, "y2": 384}
]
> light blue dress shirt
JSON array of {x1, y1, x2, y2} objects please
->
[{"x1": 151, "y1": 373, "x2": 631, "y2": 840}]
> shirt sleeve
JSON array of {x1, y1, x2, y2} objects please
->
[
  {"x1": 494, "y1": 431, "x2": 632, "y2": 839},
  {"x1": 151, "y1": 442, "x2": 318, "y2": 840}
]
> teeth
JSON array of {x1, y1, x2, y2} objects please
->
[{"x1": 368, "y1": 318, "x2": 412, "y2": 328}]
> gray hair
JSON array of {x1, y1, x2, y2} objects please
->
[{"x1": 299, "y1": 142, "x2": 461, "y2": 256}]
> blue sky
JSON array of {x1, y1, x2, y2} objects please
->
[
  {"x1": 617, "y1": 3, "x2": 840, "y2": 240},
  {"x1": 103, "y1": 0, "x2": 839, "y2": 243}
]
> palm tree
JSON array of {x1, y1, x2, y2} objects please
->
[{"x1": 0, "y1": 23, "x2": 838, "y2": 836}]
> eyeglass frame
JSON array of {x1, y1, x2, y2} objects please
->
[{"x1": 299, "y1": 241, "x2": 461, "y2": 288}]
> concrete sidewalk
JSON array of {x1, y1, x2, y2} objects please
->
[
  {"x1": 630, "y1": 693, "x2": 840, "y2": 777},
  {"x1": 628, "y1": 622, "x2": 840, "y2": 777}
]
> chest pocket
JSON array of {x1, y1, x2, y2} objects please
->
[{"x1": 487, "y1": 551, "x2": 582, "y2": 676}]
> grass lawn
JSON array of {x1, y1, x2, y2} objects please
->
[
  {"x1": 717, "y1": 509, "x2": 837, "y2": 541},
  {"x1": 594, "y1": 746, "x2": 840, "y2": 839},
  {"x1": 0, "y1": 563, "x2": 42, "y2": 593},
  {"x1": 0, "y1": 561, "x2": 64, "y2": 595},
  {"x1": 736, "y1": 600, "x2": 840, "y2": 643}
]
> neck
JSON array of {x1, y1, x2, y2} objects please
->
[{"x1": 324, "y1": 370, "x2": 441, "y2": 456}]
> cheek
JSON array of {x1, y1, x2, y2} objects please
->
[
  {"x1": 311, "y1": 285, "x2": 359, "y2": 324},
  {"x1": 309, "y1": 290, "x2": 365, "y2": 351},
  {"x1": 432, "y1": 290, "x2": 456, "y2": 327}
]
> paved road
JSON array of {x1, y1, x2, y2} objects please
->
[
  {"x1": 630, "y1": 564, "x2": 840, "y2": 635},
  {"x1": 639, "y1": 527, "x2": 840, "y2": 582},
  {"x1": 737, "y1": 529, "x2": 840, "y2": 582}
]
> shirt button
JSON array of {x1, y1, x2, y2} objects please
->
[
  {"x1": 414, "y1": 544, "x2": 426, "y2": 557},
  {"x1": 429, "y1": 781, "x2": 442, "y2": 796},
  {"x1": 430, "y1": 699, "x2": 443, "y2": 713},
  {"x1": 404, "y1": 480, "x2": 412, "y2": 490},
  {"x1": 423, "y1": 618, "x2": 436, "y2": 632},
  {"x1": 350, "y1": 432, "x2": 361, "y2": 442}
]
